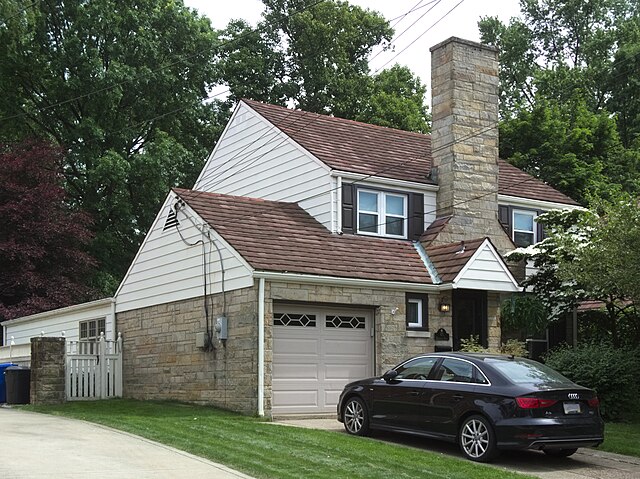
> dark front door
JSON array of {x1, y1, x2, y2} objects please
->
[{"x1": 452, "y1": 290, "x2": 487, "y2": 350}]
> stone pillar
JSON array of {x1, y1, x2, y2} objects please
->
[
  {"x1": 30, "y1": 337, "x2": 66, "y2": 405},
  {"x1": 429, "y1": 37, "x2": 513, "y2": 253}
]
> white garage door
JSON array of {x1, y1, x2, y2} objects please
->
[{"x1": 272, "y1": 304, "x2": 373, "y2": 415}]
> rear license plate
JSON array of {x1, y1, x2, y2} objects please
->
[{"x1": 563, "y1": 402, "x2": 581, "y2": 414}]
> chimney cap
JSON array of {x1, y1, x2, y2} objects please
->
[{"x1": 429, "y1": 36, "x2": 498, "y2": 54}]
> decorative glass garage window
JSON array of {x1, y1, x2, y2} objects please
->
[
  {"x1": 357, "y1": 190, "x2": 407, "y2": 238},
  {"x1": 274, "y1": 313, "x2": 316, "y2": 327},
  {"x1": 79, "y1": 318, "x2": 106, "y2": 341},
  {"x1": 512, "y1": 210, "x2": 537, "y2": 247},
  {"x1": 326, "y1": 315, "x2": 366, "y2": 329}
]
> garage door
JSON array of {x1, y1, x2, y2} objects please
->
[{"x1": 272, "y1": 304, "x2": 373, "y2": 415}]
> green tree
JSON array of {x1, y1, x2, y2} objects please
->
[
  {"x1": 507, "y1": 195, "x2": 640, "y2": 347},
  {"x1": 0, "y1": 0, "x2": 222, "y2": 293},
  {"x1": 480, "y1": 0, "x2": 640, "y2": 202},
  {"x1": 216, "y1": 0, "x2": 429, "y2": 132}
]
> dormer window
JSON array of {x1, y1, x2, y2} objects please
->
[{"x1": 357, "y1": 189, "x2": 407, "y2": 238}]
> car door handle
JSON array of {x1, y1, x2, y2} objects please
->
[
  {"x1": 409, "y1": 390, "x2": 421, "y2": 396},
  {"x1": 452, "y1": 394, "x2": 464, "y2": 401}
]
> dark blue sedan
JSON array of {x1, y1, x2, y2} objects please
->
[{"x1": 337, "y1": 352, "x2": 604, "y2": 462}]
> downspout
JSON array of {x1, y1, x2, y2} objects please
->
[
  {"x1": 110, "y1": 298, "x2": 117, "y2": 341},
  {"x1": 337, "y1": 176, "x2": 343, "y2": 233},
  {"x1": 258, "y1": 277, "x2": 265, "y2": 417}
]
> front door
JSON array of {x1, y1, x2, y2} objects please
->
[{"x1": 452, "y1": 290, "x2": 487, "y2": 350}]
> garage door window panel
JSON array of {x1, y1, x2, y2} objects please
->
[
  {"x1": 274, "y1": 313, "x2": 316, "y2": 327},
  {"x1": 326, "y1": 315, "x2": 366, "y2": 329}
]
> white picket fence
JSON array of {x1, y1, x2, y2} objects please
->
[{"x1": 66, "y1": 333, "x2": 123, "y2": 400}]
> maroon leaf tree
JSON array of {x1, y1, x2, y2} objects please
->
[{"x1": 0, "y1": 140, "x2": 96, "y2": 323}]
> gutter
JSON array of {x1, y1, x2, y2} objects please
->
[
  {"x1": 258, "y1": 278, "x2": 265, "y2": 417},
  {"x1": 253, "y1": 271, "x2": 444, "y2": 292}
]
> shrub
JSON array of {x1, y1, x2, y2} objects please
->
[
  {"x1": 500, "y1": 339, "x2": 528, "y2": 357},
  {"x1": 544, "y1": 343, "x2": 640, "y2": 420},
  {"x1": 459, "y1": 336, "x2": 528, "y2": 357}
]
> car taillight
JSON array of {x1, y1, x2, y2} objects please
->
[
  {"x1": 516, "y1": 397, "x2": 558, "y2": 409},
  {"x1": 588, "y1": 397, "x2": 600, "y2": 408}
]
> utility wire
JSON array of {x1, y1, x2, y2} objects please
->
[
  {"x1": 0, "y1": 0, "x2": 39, "y2": 24},
  {"x1": 0, "y1": 0, "x2": 328, "y2": 124},
  {"x1": 374, "y1": 0, "x2": 466, "y2": 74},
  {"x1": 369, "y1": 0, "x2": 443, "y2": 64}
]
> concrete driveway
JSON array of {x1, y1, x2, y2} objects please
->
[
  {"x1": 0, "y1": 406, "x2": 253, "y2": 479},
  {"x1": 278, "y1": 418, "x2": 640, "y2": 479}
]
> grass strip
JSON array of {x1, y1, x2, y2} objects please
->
[{"x1": 25, "y1": 399, "x2": 534, "y2": 479}]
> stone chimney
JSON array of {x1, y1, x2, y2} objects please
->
[{"x1": 427, "y1": 37, "x2": 513, "y2": 253}]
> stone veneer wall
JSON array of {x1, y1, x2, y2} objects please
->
[
  {"x1": 117, "y1": 285, "x2": 258, "y2": 414},
  {"x1": 30, "y1": 337, "x2": 66, "y2": 405}
]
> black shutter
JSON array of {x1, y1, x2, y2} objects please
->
[
  {"x1": 410, "y1": 193, "x2": 425, "y2": 240},
  {"x1": 498, "y1": 205, "x2": 511, "y2": 237},
  {"x1": 341, "y1": 183, "x2": 355, "y2": 234},
  {"x1": 536, "y1": 209, "x2": 545, "y2": 241}
]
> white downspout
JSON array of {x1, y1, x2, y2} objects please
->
[
  {"x1": 110, "y1": 298, "x2": 117, "y2": 341},
  {"x1": 258, "y1": 277, "x2": 265, "y2": 417},
  {"x1": 337, "y1": 176, "x2": 343, "y2": 233}
]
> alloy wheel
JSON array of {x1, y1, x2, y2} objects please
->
[
  {"x1": 461, "y1": 418, "x2": 490, "y2": 459},
  {"x1": 344, "y1": 398, "x2": 367, "y2": 435}
]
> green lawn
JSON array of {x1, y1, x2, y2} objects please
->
[
  {"x1": 600, "y1": 413, "x2": 640, "y2": 458},
  {"x1": 25, "y1": 399, "x2": 533, "y2": 479}
]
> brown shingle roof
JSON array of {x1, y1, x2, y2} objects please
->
[
  {"x1": 426, "y1": 239, "x2": 486, "y2": 283},
  {"x1": 243, "y1": 99, "x2": 578, "y2": 206},
  {"x1": 497, "y1": 159, "x2": 578, "y2": 205},
  {"x1": 174, "y1": 188, "x2": 433, "y2": 284},
  {"x1": 243, "y1": 99, "x2": 434, "y2": 185},
  {"x1": 419, "y1": 215, "x2": 452, "y2": 246}
]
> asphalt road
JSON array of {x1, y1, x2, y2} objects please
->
[
  {"x1": 0, "y1": 407, "x2": 253, "y2": 479},
  {"x1": 278, "y1": 418, "x2": 640, "y2": 479}
]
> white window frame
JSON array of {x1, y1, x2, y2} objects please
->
[
  {"x1": 406, "y1": 298, "x2": 424, "y2": 329},
  {"x1": 79, "y1": 318, "x2": 106, "y2": 341},
  {"x1": 357, "y1": 189, "x2": 408, "y2": 239},
  {"x1": 512, "y1": 209, "x2": 537, "y2": 247}
]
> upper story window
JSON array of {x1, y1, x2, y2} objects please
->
[
  {"x1": 512, "y1": 210, "x2": 537, "y2": 247},
  {"x1": 357, "y1": 189, "x2": 407, "y2": 238}
]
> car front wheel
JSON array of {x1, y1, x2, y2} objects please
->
[
  {"x1": 459, "y1": 415, "x2": 498, "y2": 462},
  {"x1": 343, "y1": 397, "x2": 370, "y2": 436}
]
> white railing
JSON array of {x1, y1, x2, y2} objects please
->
[
  {"x1": 0, "y1": 342, "x2": 31, "y2": 366},
  {"x1": 66, "y1": 332, "x2": 123, "y2": 401}
]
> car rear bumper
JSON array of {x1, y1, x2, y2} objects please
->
[{"x1": 495, "y1": 416, "x2": 604, "y2": 450}]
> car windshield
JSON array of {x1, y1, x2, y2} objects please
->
[{"x1": 486, "y1": 357, "x2": 574, "y2": 386}]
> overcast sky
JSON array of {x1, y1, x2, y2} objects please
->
[{"x1": 184, "y1": 0, "x2": 522, "y2": 93}]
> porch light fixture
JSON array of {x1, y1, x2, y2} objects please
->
[{"x1": 439, "y1": 301, "x2": 451, "y2": 313}]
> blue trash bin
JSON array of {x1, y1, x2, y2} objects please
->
[{"x1": 0, "y1": 363, "x2": 17, "y2": 403}]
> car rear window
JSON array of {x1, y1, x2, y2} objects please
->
[{"x1": 486, "y1": 358, "x2": 574, "y2": 386}]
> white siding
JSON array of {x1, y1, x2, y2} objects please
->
[
  {"x1": 3, "y1": 299, "x2": 115, "y2": 346},
  {"x1": 115, "y1": 195, "x2": 254, "y2": 313},
  {"x1": 455, "y1": 243, "x2": 520, "y2": 292},
  {"x1": 194, "y1": 102, "x2": 333, "y2": 229}
]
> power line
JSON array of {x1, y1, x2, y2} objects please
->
[
  {"x1": 374, "y1": 0, "x2": 466, "y2": 74},
  {"x1": 0, "y1": 0, "x2": 39, "y2": 24},
  {"x1": 0, "y1": 0, "x2": 328, "y2": 124},
  {"x1": 369, "y1": 0, "x2": 443, "y2": 64}
]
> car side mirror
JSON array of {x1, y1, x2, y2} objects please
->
[{"x1": 382, "y1": 370, "x2": 398, "y2": 382}]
